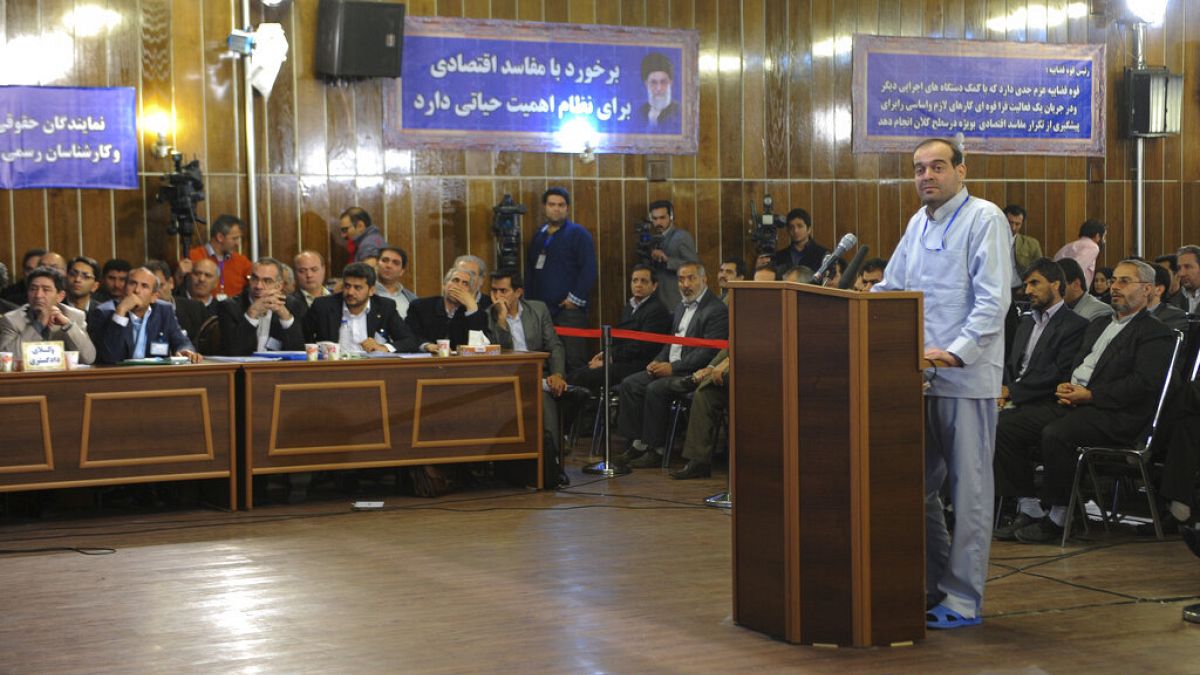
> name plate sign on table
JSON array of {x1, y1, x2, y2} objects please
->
[
  {"x1": 0, "y1": 86, "x2": 138, "y2": 189},
  {"x1": 852, "y1": 36, "x2": 1105, "y2": 156},
  {"x1": 385, "y1": 16, "x2": 699, "y2": 155}
]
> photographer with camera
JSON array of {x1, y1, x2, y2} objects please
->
[
  {"x1": 643, "y1": 199, "x2": 699, "y2": 312},
  {"x1": 756, "y1": 208, "x2": 828, "y2": 276}
]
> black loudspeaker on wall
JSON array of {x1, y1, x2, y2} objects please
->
[{"x1": 315, "y1": 0, "x2": 406, "y2": 78}]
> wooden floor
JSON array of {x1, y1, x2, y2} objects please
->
[{"x1": 2, "y1": 457, "x2": 1199, "y2": 674}]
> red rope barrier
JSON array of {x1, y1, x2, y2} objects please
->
[{"x1": 554, "y1": 325, "x2": 728, "y2": 350}]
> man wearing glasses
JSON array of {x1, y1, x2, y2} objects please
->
[
  {"x1": 873, "y1": 138, "x2": 1011, "y2": 630},
  {"x1": 216, "y1": 258, "x2": 305, "y2": 355},
  {"x1": 66, "y1": 256, "x2": 102, "y2": 314}
]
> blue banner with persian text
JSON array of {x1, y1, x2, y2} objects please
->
[
  {"x1": 852, "y1": 36, "x2": 1105, "y2": 156},
  {"x1": 386, "y1": 17, "x2": 699, "y2": 155},
  {"x1": 0, "y1": 86, "x2": 138, "y2": 189}
]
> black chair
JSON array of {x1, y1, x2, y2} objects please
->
[{"x1": 1062, "y1": 330, "x2": 1185, "y2": 545}]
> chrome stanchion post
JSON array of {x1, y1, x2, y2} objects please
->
[{"x1": 584, "y1": 324, "x2": 629, "y2": 476}]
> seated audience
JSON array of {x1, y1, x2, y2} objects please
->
[
  {"x1": 1153, "y1": 254, "x2": 1181, "y2": 306},
  {"x1": 453, "y1": 254, "x2": 493, "y2": 313},
  {"x1": 1090, "y1": 266, "x2": 1113, "y2": 304},
  {"x1": 0, "y1": 266, "x2": 96, "y2": 364},
  {"x1": 717, "y1": 257, "x2": 747, "y2": 301},
  {"x1": 66, "y1": 256, "x2": 101, "y2": 314},
  {"x1": 37, "y1": 252, "x2": 67, "y2": 273},
  {"x1": 1006, "y1": 204, "x2": 1043, "y2": 274},
  {"x1": 303, "y1": 262, "x2": 417, "y2": 354},
  {"x1": 566, "y1": 264, "x2": 671, "y2": 393},
  {"x1": 179, "y1": 258, "x2": 221, "y2": 314},
  {"x1": 854, "y1": 257, "x2": 887, "y2": 291},
  {"x1": 617, "y1": 262, "x2": 728, "y2": 469},
  {"x1": 486, "y1": 270, "x2": 569, "y2": 488},
  {"x1": 218, "y1": 258, "x2": 305, "y2": 355},
  {"x1": 340, "y1": 207, "x2": 387, "y2": 263},
  {"x1": 1058, "y1": 257, "x2": 1113, "y2": 322},
  {"x1": 291, "y1": 250, "x2": 332, "y2": 311},
  {"x1": 992, "y1": 258, "x2": 1089, "y2": 539},
  {"x1": 406, "y1": 266, "x2": 490, "y2": 352},
  {"x1": 1006, "y1": 259, "x2": 1176, "y2": 543},
  {"x1": 89, "y1": 267, "x2": 201, "y2": 364},
  {"x1": 1150, "y1": 264, "x2": 1189, "y2": 331},
  {"x1": 374, "y1": 246, "x2": 418, "y2": 320},
  {"x1": 0, "y1": 263, "x2": 15, "y2": 313},
  {"x1": 780, "y1": 265, "x2": 815, "y2": 284},
  {"x1": 1169, "y1": 245, "x2": 1200, "y2": 314},
  {"x1": 757, "y1": 208, "x2": 827, "y2": 276},
  {"x1": 188, "y1": 214, "x2": 252, "y2": 300},
  {"x1": 96, "y1": 258, "x2": 132, "y2": 304},
  {"x1": 1156, "y1": 378, "x2": 1200, "y2": 533},
  {"x1": 144, "y1": 260, "x2": 210, "y2": 350},
  {"x1": 670, "y1": 349, "x2": 729, "y2": 480},
  {"x1": 2, "y1": 248, "x2": 46, "y2": 304}
]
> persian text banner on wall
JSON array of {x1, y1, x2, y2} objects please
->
[
  {"x1": 852, "y1": 36, "x2": 1105, "y2": 156},
  {"x1": 385, "y1": 16, "x2": 699, "y2": 155},
  {"x1": 0, "y1": 86, "x2": 138, "y2": 189}
]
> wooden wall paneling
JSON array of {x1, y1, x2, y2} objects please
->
[
  {"x1": 569, "y1": 0, "x2": 595, "y2": 23},
  {"x1": 1104, "y1": 182, "x2": 1128, "y2": 260},
  {"x1": 1162, "y1": 182, "x2": 1182, "y2": 255},
  {"x1": 810, "y1": 0, "x2": 835, "y2": 180},
  {"x1": 742, "y1": 0, "x2": 766, "y2": 180},
  {"x1": 669, "y1": 0, "x2": 697, "y2": 179},
  {"x1": 437, "y1": 0, "x2": 465, "y2": 16},
  {"x1": 298, "y1": 175, "x2": 331, "y2": 268},
  {"x1": 352, "y1": 81, "x2": 385, "y2": 178},
  {"x1": 899, "y1": 177, "x2": 922, "y2": 231},
  {"x1": 46, "y1": 189, "x2": 80, "y2": 257},
  {"x1": 1161, "y1": 2, "x2": 1184, "y2": 186},
  {"x1": 596, "y1": 179, "x2": 626, "y2": 327},
  {"x1": 1043, "y1": 180, "x2": 1067, "y2": 254},
  {"x1": 269, "y1": 175, "x2": 299, "y2": 261},
  {"x1": 856, "y1": 182, "x2": 880, "y2": 257},
  {"x1": 261, "y1": 0, "x2": 297, "y2": 176},
  {"x1": 411, "y1": 177, "x2": 444, "y2": 292},
  {"x1": 1025, "y1": 181, "x2": 1048, "y2": 254},
  {"x1": 1183, "y1": 0, "x2": 1200, "y2": 183},
  {"x1": 695, "y1": 0, "x2": 720, "y2": 179},
  {"x1": 1143, "y1": 182, "x2": 1164, "y2": 261},
  {"x1": 112, "y1": 180, "x2": 146, "y2": 263},
  {"x1": 467, "y1": 179, "x2": 495, "y2": 270},
  {"x1": 12, "y1": 189, "x2": 48, "y2": 261},
  {"x1": 383, "y1": 177, "x2": 417, "y2": 291},
  {"x1": 80, "y1": 190, "x2": 115, "y2": 262},
  {"x1": 251, "y1": 175, "x2": 270, "y2": 257},
  {"x1": 810, "y1": 181, "x2": 837, "y2": 252},
  {"x1": 646, "y1": 0, "x2": 670, "y2": 27},
  {"x1": 1184, "y1": 183, "x2": 1200, "y2": 248},
  {"x1": 877, "y1": 181, "x2": 903, "y2": 258},
  {"x1": 569, "y1": 178, "x2": 599, "y2": 313},
  {"x1": 1004, "y1": 181, "x2": 1025, "y2": 212},
  {"x1": 922, "y1": 0, "x2": 942, "y2": 37},
  {"x1": 492, "y1": 0, "x2": 517, "y2": 20},
  {"x1": 293, "y1": 0, "x2": 329, "y2": 177},
  {"x1": 833, "y1": 182, "x2": 858, "y2": 250},
  {"x1": 0, "y1": 192, "x2": 11, "y2": 271},
  {"x1": 517, "y1": 179, "x2": 546, "y2": 271},
  {"x1": 851, "y1": 0, "x2": 880, "y2": 180},
  {"x1": 355, "y1": 176, "x2": 386, "y2": 236},
  {"x1": 713, "y1": 182, "x2": 742, "y2": 275},
  {"x1": 1100, "y1": 11, "x2": 1125, "y2": 183},
  {"x1": 439, "y1": 178, "x2": 467, "y2": 278},
  {"x1": 787, "y1": 182, "x2": 815, "y2": 228},
  {"x1": 326, "y1": 83, "x2": 357, "y2": 178},
  {"x1": 463, "y1": 0, "x2": 491, "y2": 18},
  {"x1": 788, "y1": 0, "x2": 814, "y2": 180},
  {"x1": 832, "y1": 0, "x2": 857, "y2": 179},
  {"x1": 326, "y1": 177, "x2": 356, "y2": 271},
  {"x1": 716, "y1": 0, "x2": 743, "y2": 179},
  {"x1": 763, "y1": 0, "x2": 789, "y2": 180},
  {"x1": 694, "y1": 180, "x2": 721, "y2": 266}
]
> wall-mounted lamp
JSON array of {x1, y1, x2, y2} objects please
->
[
  {"x1": 143, "y1": 111, "x2": 175, "y2": 160},
  {"x1": 1125, "y1": 0, "x2": 1168, "y2": 24}
]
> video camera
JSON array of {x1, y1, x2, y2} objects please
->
[
  {"x1": 156, "y1": 152, "x2": 206, "y2": 253},
  {"x1": 748, "y1": 194, "x2": 783, "y2": 256},
  {"x1": 634, "y1": 218, "x2": 663, "y2": 265},
  {"x1": 491, "y1": 193, "x2": 527, "y2": 272}
]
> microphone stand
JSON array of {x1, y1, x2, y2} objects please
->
[{"x1": 584, "y1": 324, "x2": 630, "y2": 477}]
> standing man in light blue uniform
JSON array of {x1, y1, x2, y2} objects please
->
[{"x1": 873, "y1": 138, "x2": 1011, "y2": 629}]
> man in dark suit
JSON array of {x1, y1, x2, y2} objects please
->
[
  {"x1": 217, "y1": 258, "x2": 306, "y2": 355},
  {"x1": 89, "y1": 267, "x2": 202, "y2": 364},
  {"x1": 487, "y1": 270, "x2": 570, "y2": 488},
  {"x1": 992, "y1": 258, "x2": 1089, "y2": 539},
  {"x1": 1168, "y1": 245, "x2": 1200, "y2": 315},
  {"x1": 406, "y1": 265, "x2": 490, "y2": 352},
  {"x1": 143, "y1": 260, "x2": 214, "y2": 353},
  {"x1": 566, "y1": 264, "x2": 671, "y2": 393},
  {"x1": 1009, "y1": 259, "x2": 1177, "y2": 543},
  {"x1": 303, "y1": 262, "x2": 418, "y2": 353},
  {"x1": 616, "y1": 262, "x2": 729, "y2": 469}
]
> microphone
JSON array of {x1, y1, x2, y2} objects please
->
[
  {"x1": 838, "y1": 245, "x2": 871, "y2": 290},
  {"x1": 813, "y1": 233, "x2": 857, "y2": 283}
]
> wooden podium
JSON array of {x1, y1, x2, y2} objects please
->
[{"x1": 727, "y1": 281, "x2": 926, "y2": 647}]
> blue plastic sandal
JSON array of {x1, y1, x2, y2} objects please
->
[{"x1": 926, "y1": 603, "x2": 982, "y2": 629}]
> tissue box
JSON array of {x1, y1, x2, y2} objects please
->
[{"x1": 459, "y1": 344, "x2": 501, "y2": 356}]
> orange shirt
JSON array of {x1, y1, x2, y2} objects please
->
[{"x1": 188, "y1": 244, "x2": 252, "y2": 299}]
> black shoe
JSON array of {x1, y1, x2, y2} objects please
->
[
  {"x1": 1014, "y1": 517, "x2": 1065, "y2": 544},
  {"x1": 670, "y1": 461, "x2": 711, "y2": 480},
  {"x1": 615, "y1": 448, "x2": 645, "y2": 464},
  {"x1": 627, "y1": 452, "x2": 663, "y2": 469},
  {"x1": 994, "y1": 512, "x2": 1039, "y2": 541}
]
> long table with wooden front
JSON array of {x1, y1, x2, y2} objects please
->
[
  {"x1": 241, "y1": 353, "x2": 544, "y2": 507},
  {"x1": 0, "y1": 363, "x2": 238, "y2": 507}
]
